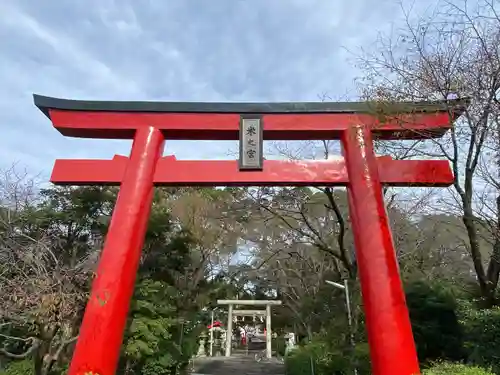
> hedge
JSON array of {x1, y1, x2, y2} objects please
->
[{"x1": 423, "y1": 362, "x2": 494, "y2": 375}]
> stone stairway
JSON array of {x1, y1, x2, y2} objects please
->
[{"x1": 192, "y1": 354, "x2": 285, "y2": 375}]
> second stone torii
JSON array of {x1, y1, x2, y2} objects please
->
[{"x1": 217, "y1": 300, "x2": 282, "y2": 359}]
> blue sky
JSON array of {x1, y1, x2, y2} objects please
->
[{"x1": 0, "y1": 0, "x2": 435, "y2": 178}]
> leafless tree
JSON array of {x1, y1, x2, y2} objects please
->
[
  {"x1": 0, "y1": 167, "x2": 95, "y2": 374},
  {"x1": 356, "y1": 0, "x2": 500, "y2": 305}
]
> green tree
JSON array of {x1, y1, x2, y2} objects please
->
[
  {"x1": 122, "y1": 280, "x2": 198, "y2": 375},
  {"x1": 405, "y1": 280, "x2": 465, "y2": 364}
]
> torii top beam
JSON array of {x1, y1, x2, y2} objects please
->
[
  {"x1": 34, "y1": 95, "x2": 467, "y2": 140},
  {"x1": 217, "y1": 300, "x2": 282, "y2": 306},
  {"x1": 232, "y1": 310, "x2": 267, "y2": 316}
]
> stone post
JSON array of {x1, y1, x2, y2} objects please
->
[
  {"x1": 225, "y1": 304, "x2": 233, "y2": 357},
  {"x1": 197, "y1": 332, "x2": 207, "y2": 357},
  {"x1": 266, "y1": 304, "x2": 272, "y2": 359}
]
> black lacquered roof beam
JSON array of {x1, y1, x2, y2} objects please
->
[{"x1": 33, "y1": 94, "x2": 468, "y2": 117}]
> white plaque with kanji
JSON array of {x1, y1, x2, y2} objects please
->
[{"x1": 239, "y1": 116, "x2": 263, "y2": 170}]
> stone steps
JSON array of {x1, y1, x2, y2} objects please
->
[{"x1": 192, "y1": 355, "x2": 285, "y2": 375}]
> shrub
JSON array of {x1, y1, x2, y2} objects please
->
[
  {"x1": 0, "y1": 360, "x2": 33, "y2": 375},
  {"x1": 285, "y1": 341, "x2": 371, "y2": 375},
  {"x1": 423, "y1": 361, "x2": 494, "y2": 375},
  {"x1": 285, "y1": 346, "x2": 314, "y2": 375},
  {"x1": 273, "y1": 337, "x2": 287, "y2": 357},
  {"x1": 405, "y1": 280, "x2": 465, "y2": 363},
  {"x1": 458, "y1": 302, "x2": 500, "y2": 374}
]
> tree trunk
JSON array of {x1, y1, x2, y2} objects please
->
[
  {"x1": 306, "y1": 324, "x2": 313, "y2": 342},
  {"x1": 462, "y1": 208, "x2": 498, "y2": 307},
  {"x1": 33, "y1": 325, "x2": 60, "y2": 375},
  {"x1": 484, "y1": 195, "x2": 500, "y2": 306},
  {"x1": 33, "y1": 342, "x2": 49, "y2": 375}
]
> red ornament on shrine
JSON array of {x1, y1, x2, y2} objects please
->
[{"x1": 208, "y1": 321, "x2": 223, "y2": 329}]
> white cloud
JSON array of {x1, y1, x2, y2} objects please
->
[{"x1": 0, "y1": 0, "x2": 437, "y2": 175}]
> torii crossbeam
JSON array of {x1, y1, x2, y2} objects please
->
[
  {"x1": 34, "y1": 94, "x2": 467, "y2": 375},
  {"x1": 51, "y1": 154, "x2": 453, "y2": 186}
]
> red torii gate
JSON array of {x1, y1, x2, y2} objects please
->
[{"x1": 34, "y1": 94, "x2": 466, "y2": 375}]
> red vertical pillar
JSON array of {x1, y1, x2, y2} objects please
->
[
  {"x1": 68, "y1": 126, "x2": 165, "y2": 375},
  {"x1": 341, "y1": 125, "x2": 420, "y2": 375}
]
